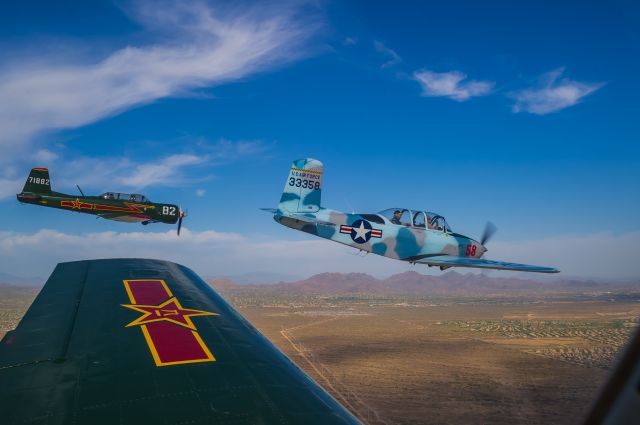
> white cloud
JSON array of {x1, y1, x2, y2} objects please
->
[
  {"x1": 413, "y1": 69, "x2": 494, "y2": 101},
  {"x1": 0, "y1": 228, "x2": 638, "y2": 281},
  {"x1": 207, "y1": 138, "x2": 272, "y2": 161},
  {"x1": 0, "y1": 228, "x2": 409, "y2": 280},
  {"x1": 0, "y1": 138, "x2": 271, "y2": 199},
  {"x1": 373, "y1": 40, "x2": 402, "y2": 68},
  {"x1": 0, "y1": 178, "x2": 23, "y2": 200},
  {"x1": 511, "y1": 68, "x2": 604, "y2": 114},
  {"x1": 116, "y1": 154, "x2": 206, "y2": 188},
  {"x1": 342, "y1": 37, "x2": 357, "y2": 46},
  {"x1": 0, "y1": 0, "x2": 319, "y2": 162},
  {"x1": 196, "y1": 189, "x2": 206, "y2": 197},
  {"x1": 33, "y1": 149, "x2": 59, "y2": 163}
]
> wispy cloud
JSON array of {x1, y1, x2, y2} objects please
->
[
  {"x1": 0, "y1": 228, "x2": 410, "y2": 280},
  {"x1": 0, "y1": 178, "x2": 23, "y2": 201},
  {"x1": 1, "y1": 138, "x2": 271, "y2": 199},
  {"x1": 116, "y1": 154, "x2": 206, "y2": 188},
  {"x1": 0, "y1": 0, "x2": 319, "y2": 162},
  {"x1": 511, "y1": 68, "x2": 604, "y2": 115},
  {"x1": 413, "y1": 69, "x2": 494, "y2": 101},
  {"x1": 373, "y1": 40, "x2": 402, "y2": 68},
  {"x1": 342, "y1": 37, "x2": 357, "y2": 46},
  {"x1": 0, "y1": 228, "x2": 638, "y2": 280}
]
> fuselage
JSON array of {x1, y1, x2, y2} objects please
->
[
  {"x1": 17, "y1": 191, "x2": 180, "y2": 224},
  {"x1": 274, "y1": 207, "x2": 486, "y2": 263}
]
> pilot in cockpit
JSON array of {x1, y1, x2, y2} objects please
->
[
  {"x1": 391, "y1": 210, "x2": 402, "y2": 225},
  {"x1": 427, "y1": 216, "x2": 442, "y2": 231}
]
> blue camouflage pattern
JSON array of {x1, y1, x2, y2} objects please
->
[{"x1": 272, "y1": 158, "x2": 559, "y2": 274}]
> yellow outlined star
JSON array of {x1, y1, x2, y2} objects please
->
[{"x1": 121, "y1": 297, "x2": 218, "y2": 330}]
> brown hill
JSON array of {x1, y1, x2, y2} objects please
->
[{"x1": 209, "y1": 271, "x2": 637, "y2": 298}]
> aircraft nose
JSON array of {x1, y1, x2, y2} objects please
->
[{"x1": 479, "y1": 244, "x2": 488, "y2": 256}]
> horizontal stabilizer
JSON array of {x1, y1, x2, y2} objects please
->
[
  {"x1": 408, "y1": 255, "x2": 559, "y2": 273},
  {"x1": 287, "y1": 213, "x2": 335, "y2": 227}
]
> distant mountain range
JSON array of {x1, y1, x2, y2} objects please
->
[
  {"x1": 209, "y1": 270, "x2": 640, "y2": 297},
  {"x1": 0, "y1": 272, "x2": 44, "y2": 287},
  {"x1": 1, "y1": 268, "x2": 637, "y2": 296}
]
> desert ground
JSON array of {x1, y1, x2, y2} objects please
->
[{"x1": 1, "y1": 283, "x2": 638, "y2": 424}]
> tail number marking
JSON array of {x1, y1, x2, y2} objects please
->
[
  {"x1": 288, "y1": 178, "x2": 320, "y2": 190},
  {"x1": 465, "y1": 244, "x2": 477, "y2": 256},
  {"x1": 28, "y1": 177, "x2": 50, "y2": 185}
]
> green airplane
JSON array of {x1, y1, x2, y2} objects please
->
[{"x1": 16, "y1": 167, "x2": 187, "y2": 234}]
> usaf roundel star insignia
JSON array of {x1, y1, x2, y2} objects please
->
[{"x1": 339, "y1": 219, "x2": 383, "y2": 244}]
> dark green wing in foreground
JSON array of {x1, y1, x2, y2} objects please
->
[{"x1": 0, "y1": 259, "x2": 360, "y2": 425}]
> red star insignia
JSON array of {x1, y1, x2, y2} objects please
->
[{"x1": 121, "y1": 297, "x2": 218, "y2": 330}]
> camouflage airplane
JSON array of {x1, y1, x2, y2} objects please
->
[
  {"x1": 266, "y1": 158, "x2": 559, "y2": 273},
  {"x1": 16, "y1": 167, "x2": 187, "y2": 234}
]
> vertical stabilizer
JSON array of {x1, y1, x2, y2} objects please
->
[
  {"x1": 21, "y1": 168, "x2": 52, "y2": 194},
  {"x1": 278, "y1": 158, "x2": 323, "y2": 213}
]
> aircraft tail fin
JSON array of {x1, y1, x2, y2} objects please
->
[
  {"x1": 21, "y1": 168, "x2": 52, "y2": 194},
  {"x1": 278, "y1": 158, "x2": 323, "y2": 213}
]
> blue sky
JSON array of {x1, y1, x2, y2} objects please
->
[{"x1": 0, "y1": 0, "x2": 638, "y2": 280}]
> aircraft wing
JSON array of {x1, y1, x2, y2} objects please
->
[
  {"x1": 95, "y1": 211, "x2": 151, "y2": 223},
  {"x1": 409, "y1": 255, "x2": 559, "y2": 273},
  {"x1": 0, "y1": 259, "x2": 360, "y2": 425}
]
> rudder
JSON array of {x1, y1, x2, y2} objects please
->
[
  {"x1": 21, "y1": 168, "x2": 52, "y2": 194},
  {"x1": 278, "y1": 158, "x2": 323, "y2": 213}
]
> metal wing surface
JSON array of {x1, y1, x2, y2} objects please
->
[
  {"x1": 0, "y1": 259, "x2": 360, "y2": 425},
  {"x1": 410, "y1": 255, "x2": 559, "y2": 273}
]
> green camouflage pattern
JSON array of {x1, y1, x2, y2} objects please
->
[{"x1": 17, "y1": 167, "x2": 184, "y2": 228}]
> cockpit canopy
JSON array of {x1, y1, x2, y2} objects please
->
[
  {"x1": 101, "y1": 192, "x2": 150, "y2": 203},
  {"x1": 378, "y1": 208, "x2": 451, "y2": 232}
]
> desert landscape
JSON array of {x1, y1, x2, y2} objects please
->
[{"x1": 2, "y1": 271, "x2": 638, "y2": 424}]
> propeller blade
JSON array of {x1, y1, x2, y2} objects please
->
[
  {"x1": 176, "y1": 208, "x2": 187, "y2": 236},
  {"x1": 480, "y1": 221, "x2": 497, "y2": 246}
]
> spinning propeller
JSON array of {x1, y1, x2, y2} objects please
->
[
  {"x1": 479, "y1": 221, "x2": 497, "y2": 257},
  {"x1": 177, "y1": 207, "x2": 187, "y2": 236}
]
